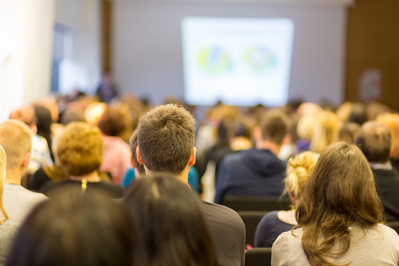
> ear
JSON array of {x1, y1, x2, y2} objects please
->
[
  {"x1": 286, "y1": 187, "x2": 296, "y2": 204},
  {"x1": 188, "y1": 147, "x2": 196, "y2": 166},
  {"x1": 282, "y1": 134, "x2": 291, "y2": 145},
  {"x1": 30, "y1": 125, "x2": 37, "y2": 135},
  {"x1": 136, "y1": 147, "x2": 144, "y2": 165},
  {"x1": 22, "y1": 153, "x2": 31, "y2": 168},
  {"x1": 130, "y1": 155, "x2": 137, "y2": 168},
  {"x1": 254, "y1": 126, "x2": 262, "y2": 141}
]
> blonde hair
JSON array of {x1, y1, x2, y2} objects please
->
[
  {"x1": 376, "y1": 113, "x2": 399, "y2": 159},
  {"x1": 311, "y1": 111, "x2": 340, "y2": 154},
  {"x1": 0, "y1": 145, "x2": 9, "y2": 223},
  {"x1": 297, "y1": 114, "x2": 317, "y2": 141},
  {"x1": 0, "y1": 120, "x2": 33, "y2": 168},
  {"x1": 56, "y1": 122, "x2": 103, "y2": 177},
  {"x1": 285, "y1": 151, "x2": 319, "y2": 199},
  {"x1": 336, "y1": 102, "x2": 353, "y2": 123}
]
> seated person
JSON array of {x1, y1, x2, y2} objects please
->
[
  {"x1": 10, "y1": 106, "x2": 53, "y2": 174},
  {"x1": 41, "y1": 122, "x2": 124, "y2": 199},
  {"x1": 355, "y1": 121, "x2": 399, "y2": 221},
  {"x1": 272, "y1": 143, "x2": 399, "y2": 265},
  {"x1": 0, "y1": 120, "x2": 48, "y2": 222},
  {"x1": 215, "y1": 110, "x2": 291, "y2": 204},
  {"x1": 255, "y1": 151, "x2": 319, "y2": 248},
  {"x1": 376, "y1": 113, "x2": 399, "y2": 173},
  {"x1": 6, "y1": 189, "x2": 134, "y2": 266},
  {"x1": 97, "y1": 107, "x2": 131, "y2": 184},
  {"x1": 123, "y1": 174, "x2": 217, "y2": 266},
  {"x1": 0, "y1": 145, "x2": 20, "y2": 266},
  {"x1": 135, "y1": 104, "x2": 245, "y2": 266}
]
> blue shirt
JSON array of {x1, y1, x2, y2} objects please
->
[{"x1": 121, "y1": 167, "x2": 199, "y2": 194}]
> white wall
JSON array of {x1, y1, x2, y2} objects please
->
[
  {"x1": 55, "y1": 0, "x2": 102, "y2": 95},
  {"x1": 0, "y1": 0, "x2": 55, "y2": 122},
  {"x1": 113, "y1": 2, "x2": 347, "y2": 105}
]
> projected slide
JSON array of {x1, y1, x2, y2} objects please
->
[{"x1": 182, "y1": 17, "x2": 294, "y2": 106}]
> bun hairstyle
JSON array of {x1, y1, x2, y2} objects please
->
[{"x1": 285, "y1": 151, "x2": 319, "y2": 200}]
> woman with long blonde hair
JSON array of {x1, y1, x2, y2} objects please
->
[
  {"x1": 272, "y1": 142, "x2": 399, "y2": 266},
  {"x1": 0, "y1": 145, "x2": 20, "y2": 266}
]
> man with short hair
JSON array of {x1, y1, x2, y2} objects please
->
[
  {"x1": 0, "y1": 120, "x2": 48, "y2": 222},
  {"x1": 355, "y1": 121, "x2": 399, "y2": 221},
  {"x1": 215, "y1": 110, "x2": 291, "y2": 204},
  {"x1": 133, "y1": 104, "x2": 245, "y2": 266}
]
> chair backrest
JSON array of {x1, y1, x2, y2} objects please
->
[
  {"x1": 387, "y1": 221, "x2": 399, "y2": 235},
  {"x1": 245, "y1": 248, "x2": 272, "y2": 266},
  {"x1": 238, "y1": 211, "x2": 268, "y2": 246},
  {"x1": 222, "y1": 195, "x2": 291, "y2": 212}
]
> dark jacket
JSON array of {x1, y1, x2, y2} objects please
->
[
  {"x1": 372, "y1": 168, "x2": 399, "y2": 221},
  {"x1": 215, "y1": 149, "x2": 286, "y2": 204}
]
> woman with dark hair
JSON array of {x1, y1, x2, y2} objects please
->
[
  {"x1": 123, "y1": 174, "x2": 218, "y2": 266},
  {"x1": 6, "y1": 189, "x2": 134, "y2": 266},
  {"x1": 272, "y1": 142, "x2": 399, "y2": 265}
]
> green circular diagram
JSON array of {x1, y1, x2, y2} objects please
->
[{"x1": 244, "y1": 47, "x2": 277, "y2": 72}]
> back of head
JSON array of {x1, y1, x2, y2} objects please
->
[
  {"x1": 34, "y1": 106, "x2": 52, "y2": 135},
  {"x1": 9, "y1": 106, "x2": 36, "y2": 126},
  {"x1": 310, "y1": 111, "x2": 340, "y2": 154},
  {"x1": 97, "y1": 107, "x2": 126, "y2": 136},
  {"x1": 7, "y1": 189, "x2": 134, "y2": 266},
  {"x1": 123, "y1": 173, "x2": 217, "y2": 266},
  {"x1": 297, "y1": 113, "x2": 317, "y2": 141},
  {"x1": 259, "y1": 110, "x2": 290, "y2": 145},
  {"x1": 56, "y1": 122, "x2": 103, "y2": 177},
  {"x1": 348, "y1": 103, "x2": 368, "y2": 125},
  {"x1": 355, "y1": 121, "x2": 391, "y2": 163},
  {"x1": 285, "y1": 151, "x2": 319, "y2": 200},
  {"x1": 376, "y1": 113, "x2": 399, "y2": 159},
  {"x1": 296, "y1": 142, "x2": 383, "y2": 266},
  {"x1": 0, "y1": 120, "x2": 33, "y2": 170},
  {"x1": 339, "y1": 122, "x2": 360, "y2": 144},
  {"x1": 138, "y1": 104, "x2": 195, "y2": 174}
]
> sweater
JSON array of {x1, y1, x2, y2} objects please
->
[{"x1": 272, "y1": 224, "x2": 399, "y2": 266}]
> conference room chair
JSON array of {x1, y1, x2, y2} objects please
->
[
  {"x1": 245, "y1": 248, "x2": 272, "y2": 266},
  {"x1": 238, "y1": 211, "x2": 268, "y2": 246},
  {"x1": 387, "y1": 221, "x2": 399, "y2": 235},
  {"x1": 221, "y1": 195, "x2": 291, "y2": 212}
]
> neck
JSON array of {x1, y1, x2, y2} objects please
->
[
  {"x1": 144, "y1": 166, "x2": 190, "y2": 184},
  {"x1": 70, "y1": 171, "x2": 101, "y2": 182},
  {"x1": 5, "y1": 168, "x2": 22, "y2": 186},
  {"x1": 256, "y1": 140, "x2": 282, "y2": 156}
]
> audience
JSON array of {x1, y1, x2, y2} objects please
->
[
  {"x1": 6, "y1": 189, "x2": 134, "y2": 266},
  {"x1": 272, "y1": 142, "x2": 399, "y2": 265},
  {"x1": 310, "y1": 110, "x2": 340, "y2": 154},
  {"x1": 254, "y1": 151, "x2": 319, "y2": 248},
  {"x1": 10, "y1": 106, "x2": 53, "y2": 175},
  {"x1": 97, "y1": 107, "x2": 131, "y2": 184},
  {"x1": 0, "y1": 120, "x2": 48, "y2": 222},
  {"x1": 135, "y1": 104, "x2": 245, "y2": 266},
  {"x1": 123, "y1": 174, "x2": 218, "y2": 266},
  {"x1": 0, "y1": 145, "x2": 20, "y2": 266},
  {"x1": 40, "y1": 122, "x2": 124, "y2": 199},
  {"x1": 215, "y1": 110, "x2": 290, "y2": 203},
  {"x1": 355, "y1": 121, "x2": 399, "y2": 221}
]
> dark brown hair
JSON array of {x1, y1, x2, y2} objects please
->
[
  {"x1": 260, "y1": 110, "x2": 290, "y2": 144},
  {"x1": 129, "y1": 129, "x2": 145, "y2": 175},
  {"x1": 355, "y1": 121, "x2": 391, "y2": 163},
  {"x1": 137, "y1": 104, "x2": 195, "y2": 174},
  {"x1": 6, "y1": 189, "x2": 135, "y2": 266},
  {"x1": 295, "y1": 142, "x2": 383, "y2": 266},
  {"x1": 123, "y1": 173, "x2": 217, "y2": 266},
  {"x1": 97, "y1": 107, "x2": 126, "y2": 136}
]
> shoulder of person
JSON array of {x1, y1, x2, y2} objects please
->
[{"x1": 201, "y1": 201, "x2": 244, "y2": 227}]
